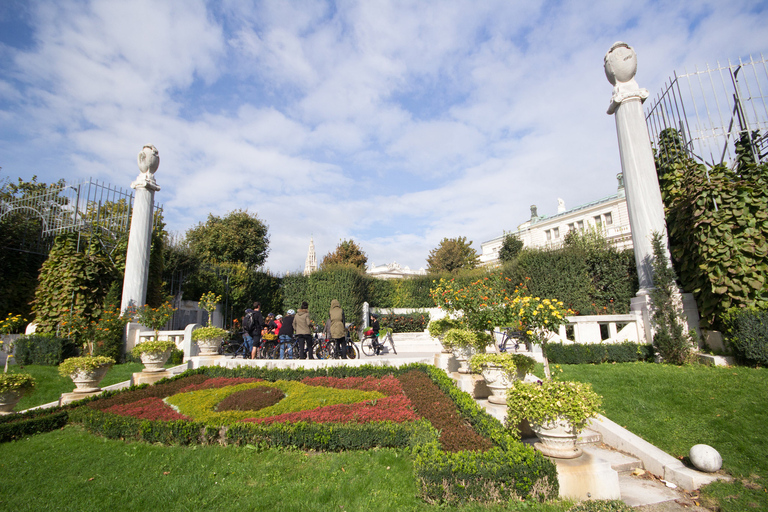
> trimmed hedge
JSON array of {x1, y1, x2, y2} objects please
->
[
  {"x1": 379, "y1": 312, "x2": 429, "y2": 333},
  {"x1": 13, "y1": 333, "x2": 79, "y2": 366},
  {"x1": 0, "y1": 409, "x2": 69, "y2": 443},
  {"x1": 722, "y1": 306, "x2": 768, "y2": 365},
  {"x1": 545, "y1": 341, "x2": 654, "y2": 365}
]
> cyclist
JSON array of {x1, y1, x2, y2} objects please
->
[
  {"x1": 369, "y1": 313, "x2": 381, "y2": 355},
  {"x1": 279, "y1": 310, "x2": 295, "y2": 359},
  {"x1": 328, "y1": 299, "x2": 347, "y2": 359},
  {"x1": 294, "y1": 301, "x2": 313, "y2": 359}
]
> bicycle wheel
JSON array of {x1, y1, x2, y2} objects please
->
[
  {"x1": 361, "y1": 337, "x2": 375, "y2": 356},
  {"x1": 387, "y1": 333, "x2": 397, "y2": 355},
  {"x1": 315, "y1": 342, "x2": 330, "y2": 360},
  {"x1": 347, "y1": 343, "x2": 359, "y2": 359}
]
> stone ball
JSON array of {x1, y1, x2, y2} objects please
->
[
  {"x1": 604, "y1": 41, "x2": 638, "y2": 85},
  {"x1": 689, "y1": 444, "x2": 722, "y2": 473}
]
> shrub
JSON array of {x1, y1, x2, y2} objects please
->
[
  {"x1": 546, "y1": 341, "x2": 654, "y2": 365},
  {"x1": 722, "y1": 306, "x2": 768, "y2": 365},
  {"x1": 13, "y1": 334, "x2": 78, "y2": 366},
  {"x1": 378, "y1": 312, "x2": 428, "y2": 333},
  {"x1": 0, "y1": 409, "x2": 69, "y2": 443}
]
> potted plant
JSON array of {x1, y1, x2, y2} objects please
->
[
  {"x1": 0, "y1": 373, "x2": 35, "y2": 415},
  {"x1": 58, "y1": 355, "x2": 115, "y2": 393},
  {"x1": 469, "y1": 353, "x2": 535, "y2": 404},
  {"x1": 131, "y1": 339, "x2": 177, "y2": 372},
  {"x1": 191, "y1": 292, "x2": 227, "y2": 356},
  {"x1": 506, "y1": 379, "x2": 602, "y2": 458},
  {"x1": 443, "y1": 328, "x2": 492, "y2": 373},
  {"x1": 427, "y1": 317, "x2": 462, "y2": 353}
]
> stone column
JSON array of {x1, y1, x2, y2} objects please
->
[
  {"x1": 605, "y1": 43, "x2": 700, "y2": 341},
  {"x1": 120, "y1": 145, "x2": 160, "y2": 313},
  {"x1": 605, "y1": 42, "x2": 668, "y2": 296}
]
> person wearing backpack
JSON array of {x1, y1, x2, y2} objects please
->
[
  {"x1": 248, "y1": 302, "x2": 265, "y2": 360},
  {"x1": 242, "y1": 308, "x2": 255, "y2": 357}
]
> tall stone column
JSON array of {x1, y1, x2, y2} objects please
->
[
  {"x1": 605, "y1": 43, "x2": 699, "y2": 342},
  {"x1": 120, "y1": 145, "x2": 160, "y2": 313},
  {"x1": 605, "y1": 42, "x2": 668, "y2": 295}
]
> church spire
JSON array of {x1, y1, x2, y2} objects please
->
[{"x1": 304, "y1": 237, "x2": 317, "y2": 275}]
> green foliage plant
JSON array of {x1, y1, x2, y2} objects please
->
[
  {"x1": 567, "y1": 500, "x2": 634, "y2": 512},
  {"x1": 0, "y1": 313, "x2": 25, "y2": 335},
  {"x1": 135, "y1": 301, "x2": 176, "y2": 341},
  {"x1": 320, "y1": 239, "x2": 368, "y2": 270},
  {"x1": 427, "y1": 316, "x2": 461, "y2": 339},
  {"x1": 12, "y1": 334, "x2": 78, "y2": 366},
  {"x1": 545, "y1": 341, "x2": 654, "y2": 365},
  {"x1": 130, "y1": 339, "x2": 176, "y2": 357},
  {"x1": 655, "y1": 128, "x2": 768, "y2": 328},
  {"x1": 0, "y1": 373, "x2": 36, "y2": 394},
  {"x1": 498, "y1": 232, "x2": 524, "y2": 263},
  {"x1": 58, "y1": 355, "x2": 115, "y2": 377},
  {"x1": 505, "y1": 380, "x2": 602, "y2": 437},
  {"x1": 186, "y1": 209, "x2": 270, "y2": 268},
  {"x1": 442, "y1": 328, "x2": 490, "y2": 351},
  {"x1": 469, "y1": 353, "x2": 535, "y2": 379},
  {"x1": 649, "y1": 232, "x2": 696, "y2": 364},
  {"x1": 721, "y1": 306, "x2": 768, "y2": 365}
]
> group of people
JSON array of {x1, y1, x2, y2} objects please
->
[{"x1": 240, "y1": 299, "x2": 369, "y2": 360}]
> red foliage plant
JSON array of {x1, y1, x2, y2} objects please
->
[
  {"x1": 242, "y1": 394, "x2": 419, "y2": 425},
  {"x1": 105, "y1": 397, "x2": 189, "y2": 421},
  {"x1": 217, "y1": 386, "x2": 285, "y2": 412}
]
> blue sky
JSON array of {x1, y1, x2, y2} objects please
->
[{"x1": 1, "y1": 0, "x2": 767, "y2": 274}]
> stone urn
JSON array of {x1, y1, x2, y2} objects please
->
[
  {"x1": 196, "y1": 337, "x2": 224, "y2": 356},
  {"x1": 438, "y1": 337, "x2": 452, "y2": 354},
  {"x1": 531, "y1": 417, "x2": 582, "y2": 459},
  {"x1": 140, "y1": 350, "x2": 171, "y2": 372},
  {"x1": 480, "y1": 364, "x2": 515, "y2": 405},
  {"x1": 70, "y1": 364, "x2": 111, "y2": 393},
  {"x1": 452, "y1": 346, "x2": 474, "y2": 374},
  {"x1": 0, "y1": 390, "x2": 22, "y2": 415}
]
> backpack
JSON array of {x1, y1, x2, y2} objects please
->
[{"x1": 243, "y1": 311, "x2": 255, "y2": 334}]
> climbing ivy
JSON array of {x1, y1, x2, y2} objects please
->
[
  {"x1": 656, "y1": 128, "x2": 768, "y2": 329},
  {"x1": 31, "y1": 234, "x2": 119, "y2": 334}
]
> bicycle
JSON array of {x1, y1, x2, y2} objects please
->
[
  {"x1": 314, "y1": 333, "x2": 359, "y2": 359},
  {"x1": 498, "y1": 327, "x2": 522, "y2": 353},
  {"x1": 361, "y1": 330, "x2": 397, "y2": 356},
  {"x1": 219, "y1": 338, "x2": 250, "y2": 358}
]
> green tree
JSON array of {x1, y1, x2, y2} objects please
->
[
  {"x1": 320, "y1": 239, "x2": 368, "y2": 270},
  {"x1": 426, "y1": 236, "x2": 479, "y2": 273},
  {"x1": 498, "y1": 233, "x2": 523, "y2": 263},
  {"x1": 186, "y1": 210, "x2": 270, "y2": 268}
]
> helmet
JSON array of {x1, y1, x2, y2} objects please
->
[{"x1": 287, "y1": 309, "x2": 296, "y2": 315}]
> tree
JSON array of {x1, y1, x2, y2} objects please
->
[
  {"x1": 426, "y1": 236, "x2": 479, "y2": 273},
  {"x1": 498, "y1": 233, "x2": 523, "y2": 263},
  {"x1": 320, "y1": 239, "x2": 368, "y2": 270},
  {"x1": 186, "y1": 210, "x2": 270, "y2": 268}
]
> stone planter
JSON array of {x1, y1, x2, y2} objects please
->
[
  {"x1": 139, "y1": 349, "x2": 171, "y2": 372},
  {"x1": 480, "y1": 364, "x2": 516, "y2": 405},
  {"x1": 0, "y1": 389, "x2": 22, "y2": 415},
  {"x1": 70, "y1": 364, "x2": 111, "y2": 393},
  {"x1": 195, "y1": 337, "x2": 224, "y2": 356},
  {"x1": 531, "y1": 417, "x2": 582, "y2": 459},
  {"x1": 452, "y1": 346, "x2": 474, "y2": 374}
]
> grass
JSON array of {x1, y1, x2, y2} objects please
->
[
  {"x1": 0, "y1": 427, "x2": 572, "y2": 512},
  {"x1": 554, "y1": 361, "x2": 768, "y2": 511}
]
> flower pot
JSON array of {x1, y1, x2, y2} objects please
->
[
  {"x1": 70, "y1": 364, "x2": 111, "y2": 393},
  {"x1": 452, "y1": 346, "x2": 474, "y2": 374},
  {"x1": 531, "y1": 417, "x2": 582, "y2": 459},
  {"x1": 0, "y1": 389, "x2": 22, "y2": 415},
  {"x1": 139, "y1": 349, "x2": 171, "y2": 372},
  {"x1": 480, "y1": 364, "x2": 515, "y2": 405},
  {"x1": 195, "y1": 337, "x2": 223, "y2": 356}
]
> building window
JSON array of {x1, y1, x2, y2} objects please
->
[
  {"x1": 568, "y1": 223, "x2": 575, "y2": 232},
  {"x1": 594, "y1": 215, "x2": 602, "y2": 227},
  {"x1": 546, "y1": 230, "x2": 552, "y2": 241},
  {"x1": 604, "y1": 212, "x2": 613, "y2": 225},
  {"x1": 577, "y1": 220, "x2": 584, "y2": 230},
  {"x1": 553, "y1": 227, "x2": 560, "y2": 238}
]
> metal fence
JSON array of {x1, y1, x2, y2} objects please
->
[
  {"x1": 645, "y1": 54, "x2": 768, "y2": 168},
  {"x1": 0, "y1": 178, "x2": 162, "y2": 258}
]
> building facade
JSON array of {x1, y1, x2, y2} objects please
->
[
  {"x1": 366, "y1": 262, "x2": 427, "y2": 279},
  {"x1": 480, "y1": 174, "x2": 632, "y2": 266}
]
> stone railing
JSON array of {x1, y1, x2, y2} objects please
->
[
  {"x1": 127, "y1": 323, "x2": 202, "y2": 360},
  {"x1": 552, "y1": 313, "x2": 646, "y2": 345}
]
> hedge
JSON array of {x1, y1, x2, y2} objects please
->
[
  {"x1": 13, "y1": 333, "x2": 79, "y2": 366},
  {"x1": 722, "y1": 306, "x2": 768, "y2": 365},
  {"x1": 545, "y1": 341, "x2": 654, "y2": 365},
  {"x1": 379, "y1": 312, "x2": 429, "y2": 333},
  {"x1": 0, "y1": 409, "x2": 69, "y2": 443}
]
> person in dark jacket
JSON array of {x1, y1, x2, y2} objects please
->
[
  {"x1": 279, "y1": 309, "x2": 295, "y2": 359},
  {"x1": 369, "y1": 313, "x2": 381, "y2": 355},
  {"x1": 248, "y1": 302, "x2": 264, "y2": 360},
  {"x1": 293, "y1": 301, "x2": 313, "y2": 359}
]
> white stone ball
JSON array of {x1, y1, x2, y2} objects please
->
[
  {"x1": 604, "y1": 41, "x2": 638, "y2": 85},
  {"x1": 689, "y1": 444, "x2": 722, "y2": 473}
]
